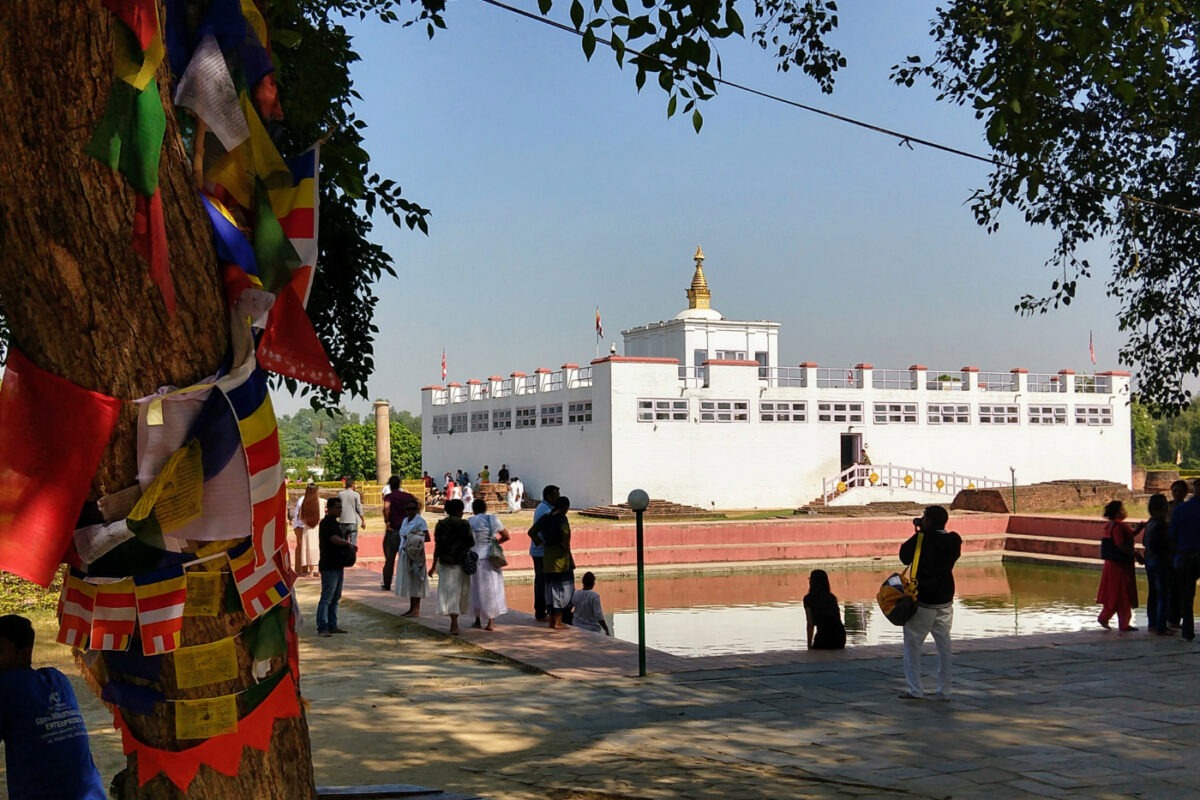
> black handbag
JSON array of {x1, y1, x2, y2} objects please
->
[
  {"x1": 1100, "y1": 523, "x2": 1133, "y2": 564},
  {"x1": 461, "y1": 550, "x2": 479, "y2": 575},
  {"x1": 340, "y1": 544, "x2": 358, "y2": 568}
]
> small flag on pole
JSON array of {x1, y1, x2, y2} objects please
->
[
  {"x1": 441, "y1": 349, "x2": 447, "y2": 381},
  {"x1": 1089, "y1": 331, "x2": 1096, "y2": 365},
  {"x1": 595, "y1": 307, "x2": 603, "y2": 340}
]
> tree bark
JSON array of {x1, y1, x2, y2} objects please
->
[{"x1": 0, "y1": 4, "x2": 316, "y2": 798}]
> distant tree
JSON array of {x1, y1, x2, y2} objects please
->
[
  {"x1": 392, "y1": 409, "x2": 421, "y2": 438},
  {"x1": 390, "y1": 421, "x2": 422, "y2": 480},
  {"x1": 1131, "y1": 400, "x2": 1159, "y2": 467},
  {"x1": 320, "y1": 423, "x2": 376, "y2": 480}
]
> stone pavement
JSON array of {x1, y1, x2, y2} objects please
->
[{"x1": 296, "y1": 569, "x2": 1200, "y2": 799}]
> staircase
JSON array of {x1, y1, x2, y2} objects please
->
[{"x1": 577, "y1": 499, "x2": 720, "y2": 521}]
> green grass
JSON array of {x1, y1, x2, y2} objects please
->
[{"x1": 0, "y1": 570, "x2": 61, "y2": 615}]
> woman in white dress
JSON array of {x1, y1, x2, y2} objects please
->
[
  {"x1": 291, "y1": 484, "x2": 321, "y2": 577},
  {"x1": 505, "y1": 481, "x2": 520, "y2": 514},
  {"x1": 460, "y1": 482, "x2": 474, "y2": 508},
  {"x1": 468, "y1": 498, "x2": 510, "y2": 631},
  {"x1": 395, "y1": 498, "x2": 430, "y2": 616}
]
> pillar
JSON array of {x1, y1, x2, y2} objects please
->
[{"x1": 374, "y1": 399, "x2": 392, "y2": 483}]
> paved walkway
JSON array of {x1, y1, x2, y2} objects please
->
[{"x1": 295, "y1": 569, "x2": 1200, "y2": 799}]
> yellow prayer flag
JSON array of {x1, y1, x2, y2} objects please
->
[
  {"x1": 174, "y1": 636, "x2": 239, "y2": 689},
  {"x1": 175, "y1": 694, "x2": 238, "y2": 740},
  {"x1": 128, "y1": 440, "x2": 204, "y2": 534},
  {"x1": 183, "y1": 572, "x2": 222, "y2": 617}
]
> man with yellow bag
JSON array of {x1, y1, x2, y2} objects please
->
[{"x1": 898, "y1": 506, "x2": 962, "y2": 700}]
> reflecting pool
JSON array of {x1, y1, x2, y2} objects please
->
[{"x1": 508, "y1": 561, "x2": 1159, "y2": 656}]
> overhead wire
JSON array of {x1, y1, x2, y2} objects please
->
[{"x1": 476, "y1": 0, "x2": 1200, "y2": 221}]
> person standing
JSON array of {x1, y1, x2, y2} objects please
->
[
  {"x1": 337, "y1": 477, "x2": 365, "y2": 547},
  {"x1": 1096, "y1": 500, "x2": 1142, "y2": 631},
  {"x1": 468, "y1": 498, "x2": 510, "y2": 630},
  {"x1": 381, "y1": 476, "x2": 417, "y2": 591},
  {"x1": 429, "y1": 499, "x2": 475, "y2": 635},
  {"x1": 478, "y1": 465, "x2": 490, "y2": 483},
  {"x1": 542, "y1": 496, "x2": 575, "y2": 630},
  {"x1": 898, "y1": 505, "x2": 962, "y2": 700},
  {"x1": 396, "y1": 497, "x2": 431, "y2": 616},
  {"x1": 0, "y1": 615, "x2": 107, "y2": 800},
  {"x1": 528, "y1": 484, "x2": 560, "y2": 621},
  {"x1": 1169, "y1": 478, "x2": 1200, "y2": 641},
  {"x1": 291, "y1": 483, "x2": 321, "y2": 577},
  {"x1": 569, "y1": 572, "x2": 610, "y2": 635},
  {"x1": 1141, "y1": 494, "x2": 1173, "y2": 635},
  {"x1": 497, "y1": 464, "x2": 510, "y2": 484},
  {"x1": 317, "y1": 497, "x2": 354, "y2": 637}
]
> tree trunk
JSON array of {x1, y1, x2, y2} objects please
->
[{"x1": 0, "y1": 5, "x2": 316, "y2": 798}]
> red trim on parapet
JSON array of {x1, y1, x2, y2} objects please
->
[
  {"x1": 703, "y1": 359, "x2": 760, "y2": 367},
  {"x1": 590, "y1": 356, "x2": 681, "y2": 365},
  {"x1": 798, "y1": 362, "x2": 819, "y2": 368},
  {"x1": 855, "y1": 363, "x2": 873, "y2": 369},
  {"x1": 960, "y1": 366, "x2": 980, "y2": 373},
  {"x1": 1097, "y1": 371, "x2": 1131, "y2": 377},
  {"x1": 421, "y1": 385, "x2": 445, "y2": 391},
  {"x1": 1010, "y1": 368, "x2": 1028, "y2": 374},
  {"x1": 908, "y1": 364, "x2": 927, "y2": 371}
]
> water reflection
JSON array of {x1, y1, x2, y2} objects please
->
[{"x1": 578, "y1": 563, "x2": 1150, "y2": 656}]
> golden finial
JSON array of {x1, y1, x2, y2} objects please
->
[{"x1": 686, "y1": 245, "x2": 712, "y2": 310}]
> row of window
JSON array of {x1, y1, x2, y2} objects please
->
[
  {"x1": 639, "y1": 399, "x2": 1113, "y2": 426},
  {"x1": 431, "y1": 402, "x2": 594, "y2": 434}
]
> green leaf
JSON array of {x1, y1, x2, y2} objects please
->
[
  {"x1": 667, "y1": 93, "x2": 677, "y2": 118},
  {"x1": 582, "y1": 28, "x2": 596, "y2": 60},
  {"x1": 538, "y1": 0, "x2": 552, "y2": 14},
  {"x1": 692, "y1": 108, "x2": 703, "y2": 132},
  {"x1": 570, "y1": 0, "x2": 584, "y2": 29}
]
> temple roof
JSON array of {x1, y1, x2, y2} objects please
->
[{"x1": 676, "y1": 245, "x2": 724, "y2": 320}]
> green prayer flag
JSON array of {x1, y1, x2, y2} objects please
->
[
  {"x1": 252, "y1": 179, "x2": 299, "y2": 294},
  {"x1": 85, "y1": 78, "x2": 165, "y2": 196},
  {"x1": 243, "y1": 603, "x2": 288, "y2": 662}
]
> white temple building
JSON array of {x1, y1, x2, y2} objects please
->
[{"x1": 421, "y1": 247, "x2": 1132, "y2": 509}]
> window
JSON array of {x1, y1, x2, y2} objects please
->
[
  {"x1": 699, "y1": 399, "x2": 749, "y2": 422},
  {"x1": 540, "y1": 404, "x2": 563, "y2": 427},
  {"x1": 638, "y1": 398, "x2": 688, "y2": 422},
  {"x1": 760, "y1": 401, "x2": 806, "y2": 422},
  {"x1": 979, "y1": 405, "x2": 1019, "y2": 425},
  {"x1": 515, "y1": 407, "x2": 537, "y2": 429},
  {"x1": 816, "y1": 401, "x2": 863, "y2": 423},
  {"x1": 755, "y1": 351, "x2": 769, "y2": 379},
  {"x1": 568, "y1": 401, "x2": 592, "y2": 424},
  {"x1": 449, "y1": 413, "x2": 468, "y2": 433},
  {"x1": 873, "y1": 403, "x2": 918, "y2": 424},
  {"x1": 1028, "y1": 405, "x2": 1067, "y2": 425},
  {"x1": 492, "y1": 409, "x2": 512, "y2": 430},
  {"x1": 1076, "y1": 405, "x2": 1112, "y2": 426},
  {"x1": 431, "y1": 415, "x2": 449, "y2": 435},
  {"x1": 716, "y1": 350, "x2": 747, "y2": 361},
  {"x1": 470, "y1": 411, "x2": 489, "y2": 432},
  {"x1": 927, "y1": 404, "x2": 969, "y2": 425}
]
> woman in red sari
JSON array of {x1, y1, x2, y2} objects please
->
[{"x1": 1097, "y1": 500, "x2": 1143, "y2": 631}]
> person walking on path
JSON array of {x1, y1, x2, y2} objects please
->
[
  {"x1": 569, "y1": 571, "x2": 610, "y2": 635},
  {"x1": 803, "y1": 569, "x2": 846, "y2": 650},
  {"x1": 899, "y1": 505, "x2": 962, "y2": 700},
  {"x1": 337, "y1": 477, "x2": 365, "y2": 547},
  {"x1": 1096, "y1": 500, "x2": 1142, "y2": 631},
  {"x1": 542, "y1": 496, "x2": 575, "y2": 630},
  {"x1": 291, "y1": 483, "x2": 321, "y2": 577},
  {"x1": 468, "y1": 498, "x2": 510, "y2": 630},
  {"x1": 1169, "y1": 478, "x2": 1200, "y2": 641},
  {"x1": 430, "y1": 499, "x2": 475, "y2": 635},
  {"x1": 1141, "y1": 494, "x2": 1173, "y2": 635},
  {"x1": 317, "y1": 497, "x2": 354, "y2": 637},
  {"x1": 528, "y1": 484, "x2": 560, "y2": 621},
  {"x1": 0, "y1": 615, "x2": 107, "y2": 800},
  {"x1": 381, "y1": 476, "x2": 417, "y2": 591},
  {"x1": 396, "y1": 497, "x2": 431, "y2": 616}
]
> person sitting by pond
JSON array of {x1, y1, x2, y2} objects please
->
[
  {"x1": 1097, "y1": 499, "x2": 1143, "y2": 632},
  {"x1": 803, "y1": 569, "x2": 846, "y2": 650},
  {"x1": 569, "y1": 571, "x2": 611, "y2": 635}
]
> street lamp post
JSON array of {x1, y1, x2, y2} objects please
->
[{"x1": 627, "y1": 489, "x2": 650, "y2": 677}]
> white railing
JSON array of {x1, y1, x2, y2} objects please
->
[
  {"x1": 544, "y1": 371, "x2": 564, "y2": 392},
  {"x1": 817, "y1": 368, "x2": 857, "y2": 388},
  {"x1": 1028, "y1": 373, "x2": 1065, "y2": 393},
  {"x1": 977, "y1": 372, "x2": 1015, "y2": 392},
  {"x1": 820, "y1": 463, "x2": 1008, "y2": 506},
  {"x1": 449, "y1": 386, "x2": 468, "y2": 403},
  {"x1": 1075, "y1": 374, "x2": 1111, "y2": 394},
  {"x1": 431, "y1": 390, "x2": 449, "y2": 406},
  {"x1": 570, "y1": 367, "x2": 593, "y2": 388},
  {"x1": 926, "y1": 372, "x2": 966, "y2": 391},
  {"x1": 515, "y1": 376, "x2": 538, "y2": 395},
  {"x1": 871, "y1": 369, "x2": 916, "y2": 390},
  {"x1": 678, "y1": 366, "x2": 707, "y2": 388},
  {"x1": 494, "y1": 378, "x2": 513, "y2": 398},
  {"x1": 761, "y1": 367, "x2": 808, "y2": 387}
]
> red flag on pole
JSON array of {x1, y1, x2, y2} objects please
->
[
  {"x1": 1089, "y1": 331, "x2": 1096, "y2": 365},
  {"x1": 0, "y1": 349, "x2": 122, "y2": 586},
  {"x1": 441, "y1": 349, "x2": 447, "y2": 381},
  {"x1": 595, "y1": 307, "x2": 603, "y2": 339}
]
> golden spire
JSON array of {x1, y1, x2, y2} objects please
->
[{"x1": 686, "y1": 245, "x2": 711, "y2": 310}]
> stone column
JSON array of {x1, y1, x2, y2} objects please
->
[{"x1": 374, "y1": 400, "x2": 392, "y2": 483}]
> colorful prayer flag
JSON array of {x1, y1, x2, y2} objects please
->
[
  {"x1": 91, "y1": 578, "x2": 138, "y2": 651},
  {"x1": 257, "y1": 270, "x2": 343, "y2": 391},
  {"x1": 133, "y1": 565, "x2": 188, "y2": 656},
  {"x1": 595, "y1": 307, "x2": 603, "y2": 339},
  {"x1": 0, "y1": 348, "x2": 122, "y2": 586},
  {"x1": 227, "y1": 540, "x2": 289, "y2": 619},
  {"x1": 56, "y1": 570, "x2": 98, "y2": 649}
]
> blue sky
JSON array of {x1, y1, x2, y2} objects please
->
[{"x1": 273, "y1": 0, "x2": 1123, "y2": 416}]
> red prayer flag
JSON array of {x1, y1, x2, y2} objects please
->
[
  {"x1": 103, "y1": 0, "x2": 159, "y2": 51},
  {"x1": 133, "y1": 189, "x2": 175, "y2": 315},
  {"x1": 256, "y1": 271, "x2": 342, "y2": 392},
  {"x1": 0, "y1": 349, "x2": 122, "y2": 586}
]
